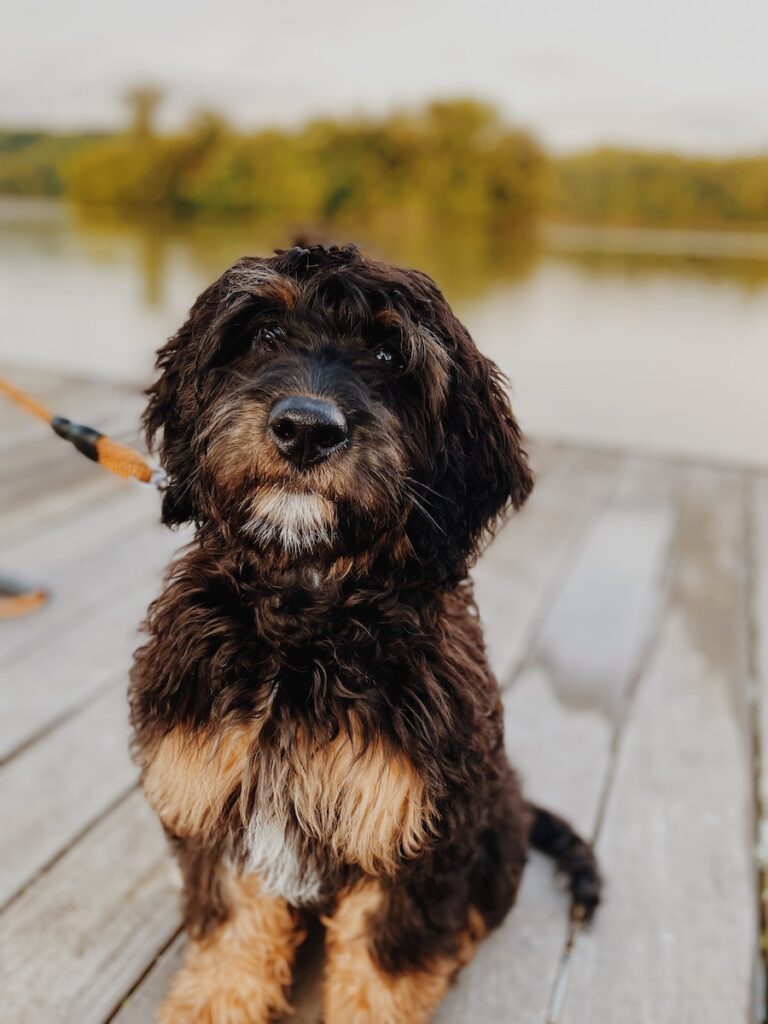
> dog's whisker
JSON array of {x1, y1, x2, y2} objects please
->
[
  {"x1": 171, "y1": 465, "x2": 201, "y2": 506},
  {"x1": 402, "y1": 482, "x2": 446, "y2": 535},
  {"x1": 403, "y1": 476, "x2": 447, "y2": 503}
]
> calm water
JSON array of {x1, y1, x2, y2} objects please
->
[{"x1": 1, "y1": 198, "x2": 767, "y2": 466}]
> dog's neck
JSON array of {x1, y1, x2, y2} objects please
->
[{"x1": 190, "y1": 521, "x2": 449, "y2": 614}]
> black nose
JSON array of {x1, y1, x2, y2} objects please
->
[{"x1": 268, "y1": 396, "x2": 348, "y2": 467}]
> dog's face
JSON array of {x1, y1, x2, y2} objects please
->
[{"x1": 145, "y1": 245, "x2": 532, "y2": 581}]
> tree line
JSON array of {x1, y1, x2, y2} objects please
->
[
  {"x1": 4, "y1": 96, "x2": 545, "y2": 229},
  {"x1": 2, "y1": 94, "x2": 768, "y2": 229},
  {"x1": 549, "y1": 148, "x2": 768, "y2": 228}
]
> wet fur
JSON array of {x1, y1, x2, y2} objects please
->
[{"x1": 129, "y1": 244, "x2": 600, "y2": 1022}]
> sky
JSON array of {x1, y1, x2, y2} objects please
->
[{"x1": 2, "y1": 0, "x2": 767, "y2": 154}]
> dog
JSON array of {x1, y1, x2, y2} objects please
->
[{"x1": 129, "y1": 243, "x2": 600, "y2": 1024}]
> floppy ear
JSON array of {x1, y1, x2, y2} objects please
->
[
  {"x1": 143, "y1": 278, "x2": 223, "y2": 525},
  {"x1": 407, "y1": 308, "x2": 533, "y2": 584}
]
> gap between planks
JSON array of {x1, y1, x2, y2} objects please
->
[
  {"x1": 558, "y1": 466, "x2": 757, "y2": 1024},
  {"x1": 749, "y1": 474, "x2": 768, "y2": 1021},
  {"x1": 439, "y1": 461, "x2": 678, "y2": 1023},
  {"x1": 1, "y1": 403, "x2": 761, "y2": 1023}
]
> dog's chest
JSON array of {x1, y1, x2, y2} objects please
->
[
  {"x1": 141, "y1": 721, "x2": 434, "y2": 906},
  {"x1": 241, "y1": 802, "x2": 323, "y2": 906},
  {"x1": 241, "y1": 730, "x2": 434, "y2": 903}
]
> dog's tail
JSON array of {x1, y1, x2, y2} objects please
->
[{"x1": 528, "y1": 803, "x2": 602, "y2": 922}]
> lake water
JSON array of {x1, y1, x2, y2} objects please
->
[{"x1": 1, "y1": 198, "x2": 766, "y2": 467}]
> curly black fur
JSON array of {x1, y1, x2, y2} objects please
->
[{"x1": 129, "y1": 244, "x2": 599, "y2": 1014}]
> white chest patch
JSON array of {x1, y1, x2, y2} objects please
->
[
  {"x1": 236, "y1": 721, "x2": 434, "y2": 905},
  {"x1": 242, "y1": 809, "x2": 323, "y2": 907},
  {"x1": 245, "y1": 488, "x2": 336, "y2": 556}
]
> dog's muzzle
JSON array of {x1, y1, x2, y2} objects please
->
[{"x1": 267, "y1": 395, "x2": 348, "y2": 469}]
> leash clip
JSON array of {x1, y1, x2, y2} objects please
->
[{"x1": 149, "y1": 467, "x2": 169, "y2": 490}]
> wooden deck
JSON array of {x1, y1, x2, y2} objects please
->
[{"x1": 1, "y1": 367, "x2": 765, "y2": 1024}]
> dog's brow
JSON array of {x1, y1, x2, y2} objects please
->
[
  {"x1": 373, "y1": 309, "x2": 405, "y2": 328},
  {"x1": 228, "y1": 265, "x2": 301, "y2": 310},
  {"x1": 264, "y1": 278, "x2": 301, "y2": 310}
]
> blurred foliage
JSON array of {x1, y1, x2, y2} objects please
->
[
  {"x1": 550, "y1": 148, "x2": 768, "y2": 228},
  {"x1": 0, "y1": 131, "x2": 107, "y2": 195},
  {"x1": 5, "y1": 97, "x2": 768, "y2": 232},
  {"x1": 1, "y1": 98, "x2": 546, "y2": 228}
]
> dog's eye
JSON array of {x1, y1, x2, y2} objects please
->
[
  {"x1": 375, "y1": 345, "x2": 403, "y2": 370},
  {"x1": 253, "y1": 325, "x2": 284, "y2": 351}
]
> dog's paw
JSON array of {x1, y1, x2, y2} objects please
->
[{"x1": 156, "y1": 972, "x2": 289, "y2": 1024}]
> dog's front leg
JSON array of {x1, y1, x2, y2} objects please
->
[
  {"x1": 158, "y1": 869, "x2": 304, "y2": 1024},
  {"x1": 322, "y1": 880, "x2": 481, "y2": 1024}
]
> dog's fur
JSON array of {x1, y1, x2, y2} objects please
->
[{"x1": 129, "y1": 244, "x2": 600, "y2": 1023}]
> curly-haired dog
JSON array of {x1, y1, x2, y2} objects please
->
[{"x1": 129, "y1": 244, "x2": 600, "y2": 1024}]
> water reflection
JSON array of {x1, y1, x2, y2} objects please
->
[
  {"x1": 65, "y1": 207, "x2": 768, "y2": 306},
  {"x1": 547, "y1": 236, "x2": 768, "y2": 292},
  {"x1": 67, "y1": 207, "x2": 541, "y2": 309},
  {"x1": 1, "y1": 198, "x2": 766, "y2": 466}
]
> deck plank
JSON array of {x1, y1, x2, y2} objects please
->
[
  {"x1": 752, "y1": 473, "x2": 768, "y2": 1008},
  {"x1": 0, "y1": 687, "x2": 136, "y2": 908},
  {"x1": 0, "y1": 378, "x2": 152, "y2": 547},
  {"x1": 0, "y1": 485, "x2": 156, "y2": 568},
  {"x1": 560, "y1": 469, "x2": 756, "y2": 1024},
  {"x1": 109, "y1": 935, "x2": 185, "y2": 1024},
  {"x1": 0, "y1": 792, "x2": 179, "y2": 1024},
  {"x1": 0, "y1": 410, "x2": 147, "y2": 527},
  {"x1": 437, "y1": 491, "x2": 677, "y2": 1023},
  {"x1": 0, "y1": 368, "x2": 761, "y2": 1024},
  {"x1": 0, "y1": 373, "x2": 101, "y2": 450},
  {"x1": 0, "y1": 494, "x2": 175, "y2": 670},
  {"x1": 0, "y1": 557, "x2": 172, "y2": 763},
  {"x1": 754, "y1": 479, "x2": 768, "y2": 791},
  {"x1": 0, "y1": 472, "x2": 130, "y2": 550},
  {"x1": 475, "y1": 447, "x2": 621, "y2": 683},
  {"x1": 0, "y1": 372, "x2": 144, "y2": 464}
]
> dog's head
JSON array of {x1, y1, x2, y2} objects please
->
[{"x1": 145, "y1": 244, "x2": 532, "y2": 582}]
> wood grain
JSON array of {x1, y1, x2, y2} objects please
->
[
  {"x1": 0, "y1": 564, "x2": 170, "y2": 762},
  {"x1": 438, "y1": 489, "x2": 676, "y2": 1023},
  {"x1": 1, "y1": 368, "x2": 763, "y2": 1024},
  {"x1": 560, "y1": 468, "x2": 757, "y2": 1024},
  {"x1": 0, "y1": 497, "x2": 176, "y2": 670},
  {"x1": 754, "y1": 481, "x2": 768, "y2": 805},
  {"x1": 0, "y1": 686, "x2": 136, "y2": 907},
  {"x1": 0, "y1": 791, "x2": 180, "y2": 1024},
  {"x1": 476, "y1": 447, "x2": 620, "y2": 683}
]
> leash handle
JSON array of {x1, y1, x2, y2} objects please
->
[
  {"x1": 50, "y1": 416, "x2": 166, "y2": 486},
  {"x1": 0, "y1": 375, "x2": 165, "y2": 488},
  {"x1": 0, "y1": 577, "x2": 48, "y2": 619}
]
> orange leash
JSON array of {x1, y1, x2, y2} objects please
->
[
  {"x1": 0, "y1": 376, "x2": 52, "y2": 423},
  {"x1": 0, "y1": 580, "x2": 48, "y2": 619},
  {"x1": 0, "y1": 374, "x2": 166, "y2": 619},
  {"x1": 0, "y1": 376, "x2": 166, "y2": 487}
]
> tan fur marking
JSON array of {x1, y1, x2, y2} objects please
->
[
  {"x1": 142, "y1": 717, "x2": 433, "y2": 875},
  {"x1": 290, "y1": 726, "x2": 436, "y2": 875},
  {"x1": 228, "y1": 264, "x2": 301, "y2": 310},
  {"x1": 257, "y1": 274, "x2": 301, "y2": 310},
  {"x1": 141, "y1": 723, "x2": 253, "y2": 837},
  {"x1": 158, "y1": 873, "x2": 303, "y2": 1024},
  {"x1": 374, "y1": 308, "x2": 404, "y2": 328},
  {"x1": 322, "y1": 883, "x2": 482, "y2": 1024}
]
